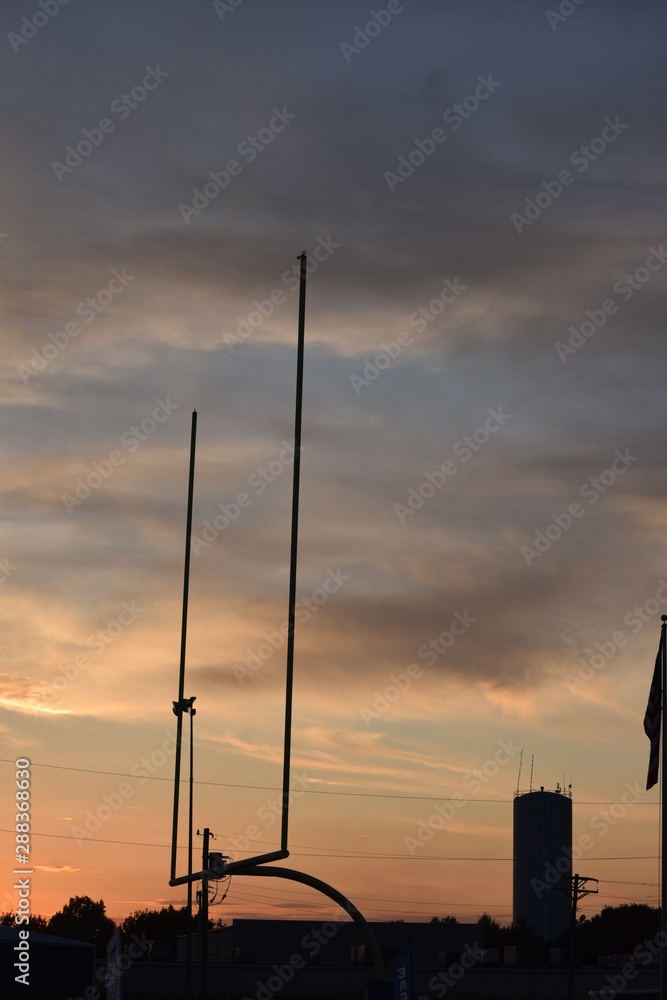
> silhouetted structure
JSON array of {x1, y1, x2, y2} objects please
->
[
  {"x1": 513, "y1": 785, "x2": 572, "y2": 941},
  {"x1": 1, "y1": 925, "x2": 95, "y2": 999}
]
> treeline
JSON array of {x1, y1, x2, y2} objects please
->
[
  {"x1": 444, "y1": 905, "x2": 661, "y2": 963},
  {"x1": 2, "y1": 897, "x2": 659, "y2": 964},
  {"x1": 572, "y1": 904, "x2": 661, "y2": 963},
  {"x1": 1, "y1": 894, "x2": 225, "y2": 958}
]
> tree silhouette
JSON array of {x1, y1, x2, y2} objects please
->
[
  {"x1": 511, "y1": 916, "x2": 544, "y2": 948},
  {"x1": 565, "y1": 904, "x2": 660, "y2": 963},
  {"x1": 122, "y1": 905, "x2": 196, "y2": 951},
  {"x1": 48, "y1": 896, "x2": 116, "y2": 955},
  {"x1": 121, "y1": 905, "x2": 227, "y2": 958},
  {"x1": 0, "y1": 912, "x2": 49, "y2": 932},
  {"x1": 476, "y1": 912, "x2": 506, "y2": 948}
]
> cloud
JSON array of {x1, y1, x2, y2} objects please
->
[
  {"x1": 35, "y1": 865, "x2": 82, "y2": 874},
  {"x1": 0, "y1": 674, "x2": 71, "y2": 716},
  {"x1": 2, "y1": 0, "x2": 666, "y2": 924}
]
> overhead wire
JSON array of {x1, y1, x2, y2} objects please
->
[
  {"x1": 0, "y1": 757, "x2": 658, "y2": 806},
  {"x1": 0, "y1": 827, "x2": 658, "y2": 864},
  {"x1": 2, "y1": 759, "x2": 657, "y2": 918}
]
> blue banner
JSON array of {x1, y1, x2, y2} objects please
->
[{"x1": 393, "y1": 942, "x2": 413, "y2": 1000}]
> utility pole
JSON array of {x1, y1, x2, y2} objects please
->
[
  {"x1": 565, "y1": 873, "x2": 598, "y2": 1000},
  {"x1": 199, "y1": 827, "x2": 210, "y2": 1000},
  {"x1": 187, "y1": 698, "x2": 196, "y2": 998}
]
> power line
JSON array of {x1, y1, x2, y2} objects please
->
[
  {"x1": 213, "y1": 877, "x2": 511, "y2": 910},
  {"x1": 223, "y1": 882, "x2": 513, "y2": 912},
  {"x1": 226, "y1": 889, "x2": 513, "y2": 920},
  {"x1": 3, "y1": 834, "x2": 650, "y2": 923},
  {"x1": 0, "y1": 828, "x2": 657, "y2": 863},
  {"x1": 195, "y1": 877, "x2": 656, "y2": 920},
  {"x1": 204, "y1": 877, "x2": 517, "y2": 917},
  {"x1": 0, "y1": 757, "x2": 658, "y2": 806},
  {"x1": 603, "y1": 879, "x2": 659, "y2": 886}
]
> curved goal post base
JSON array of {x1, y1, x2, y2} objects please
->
[
  {"x1": 237, "y1": 865, "x2": 387, "y2": 979},
  {"x1": 171, "y1": 861, "x2": 390, "y2": 983}
]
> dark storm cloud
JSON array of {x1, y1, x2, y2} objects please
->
[
  {"x1": 2, "y1": 0, "x2": 666, "y2": 704},
  {"x1": 3, "y1": 0, "x2": 664, "y2": 314}
]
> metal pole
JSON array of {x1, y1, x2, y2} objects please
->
[
  {"x1": 281, "y1": 252, "x2": 307, "y2": 852},
  {"x1": 661, "y1": 616, "x2": 666, "y2": 1000},
  {"x1": 201, "y1": 826, "x2": 209, "y2": 1000},
  {"x1": 171, "y1": 411, "x2": 197, "y2": 881},
  {"x1": 170, "y1": 848, "x2": 287, "y2": 885},
  {"x1": 567, "y1": 873, "x2": 578, "y2": 1000},
  {"x1": 186, "y1": 701, "x2": 196, "y2": 998}
]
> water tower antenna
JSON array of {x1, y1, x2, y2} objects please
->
[{"x1": 516, "y1": 749, "x2": 523, "y2": 795}]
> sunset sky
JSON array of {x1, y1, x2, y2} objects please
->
[{"x1": 2, "y1": 0, "x2": 667, "y2": 928}]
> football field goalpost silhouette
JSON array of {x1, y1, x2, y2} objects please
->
[{"x1": 167, "y1": 253, "x2": 389, "y2": 992}]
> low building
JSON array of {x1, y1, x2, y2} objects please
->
[{"x1": 0, "y1": 925, "x2": 95, "y2": 1000}]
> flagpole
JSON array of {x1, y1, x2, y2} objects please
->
[{"x1": 661, "y1": 614, "x2": 666, "y2": 1000}]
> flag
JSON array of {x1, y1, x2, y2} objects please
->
[
  {"x1": 644, "y1": 638, "x2": 663, "y2": 790},
  {"x1": 393, "y1": 942, "x2": 413, "y2": 1000}
]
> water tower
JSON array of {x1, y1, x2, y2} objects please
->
[{"x1": 513, "y1": 784, "x2": 572, "y2": 941}]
